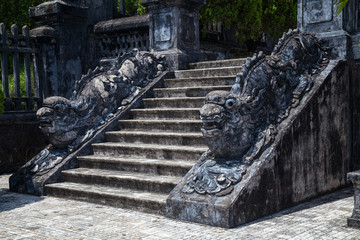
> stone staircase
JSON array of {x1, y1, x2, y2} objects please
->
[{"x1": 45, "y1": 58, "x2": 245, "y2": 215}]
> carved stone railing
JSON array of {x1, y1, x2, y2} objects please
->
[
  {"x1": 9, "y1": 50, "x2": 168, "y2": 195},
  {"x1": 166, "y1": 30, "x2": 351, "y2": 228},
  {"x1": 0, "y1": 23, "x2": 43, "y2": 112},
  {"x1": 93, "y1": 15, "x2": 150, "y2": 59}
]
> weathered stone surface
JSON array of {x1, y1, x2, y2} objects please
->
[
  {"x1": 0, "y1": 113, "x2": 47, "y2": 174},
  {"x1": 347, "y1": 171, "x2": 360, "y2": 228},
  {"x1": 298, "y1": 0, "x2": 360, "y2": 60},
  {"x1": 168, "y1": 60, "x2": 349, "y2": 227},
  {"x1": 183, "y1": 31, "x2": 327, "y2": 196},
  {"x1": 9, "y1": 51, "x2": 168, "y2": 195},
  {"x1": 42, "y1": 57, "x2": 238, "y2": 214},
  {"x1": 29, "y1": 0, "x2": 117, "y2": 98},
  {"x1": 142, "y1": 0, "x2": 222, "y2": 70},
  {"x1": 94, "y1": 15, "x2": 149, "y2": 33},
  {"x1": 167, "y1": 56, "x2": 350, "y2": 227},
  {"x1": 350, "y1": 60, "x2": 360, "y2": 170}
]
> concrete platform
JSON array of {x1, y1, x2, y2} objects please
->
[{"x1": 0, "y1": 174, "x2": 358, "y2": 239}]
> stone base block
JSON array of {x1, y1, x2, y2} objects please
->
[
  {"x1": 167, "y1": 60, "x2": 350, "y2": 228},
  {"x1": 348, "y1": 217, "x2": 360, "y2": 228}
]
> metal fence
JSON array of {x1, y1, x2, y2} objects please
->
[{"x1": 0, "y1": 23, "x2": 42, "y2": 112}]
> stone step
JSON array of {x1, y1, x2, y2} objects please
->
[
  {"x1": 174, "y1": 66, "x2": 241, "y2": 78},
  {"x1": 130, "y1": 108, "x2": 200, "y2": 120},
  {"x1": 77, "y1": 155, "x2": 194, "y2": 176},
  {"x1": 164, "y1": 76, "x2": 235, "y2": 88},
  {"x1": 61, "y1": 168, "x2": 182, "y2": 194},
  {"x1": 143, "y1": 97, "x2": 204, "y2": 108},
  {"x1": 188, "y1": 58, "x2": 246, "y2": 69},
  {"x1": 118, "y1": 119, "x2": 202, "y2": 132},
  {"x1": 45, "y1": 182, "x2": 167, "y2": 215},
  {"x1": 92, "y1": 142, "x2": 207, "y2": 160},
  {"x1": 154, "y1": 85, "x2": 231, "y2": 98},
  {"x1": 105, "y1": 130, "x2": 205, "y2": 146}
]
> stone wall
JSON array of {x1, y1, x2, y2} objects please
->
[
  {"x1": 350, "y1": 60, "x2": 360, "y2": 170},
  {"x1": 167, "y1": 60, "x2": 352, "y2": 228},
  {"x1": 0, "y1": 113, "x2": 47, "y2": 174}
]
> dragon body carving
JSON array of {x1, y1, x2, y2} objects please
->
[
  {"x1": 183, "y1": 29, "x2": 328, "y2": 196},
  {"x1": 37, "y1": 50, "x2": 165, "y2": 152}
]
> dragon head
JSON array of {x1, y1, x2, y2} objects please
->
[
  {"x1": 36, "y1": 96, "x2": 82, "y2": 148},
  {"x1": 200, "y1": 90, "x2": 254, "y2": 159}
]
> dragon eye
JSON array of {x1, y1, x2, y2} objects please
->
[
  {"x1": 225, "y1": 99, "x2": 236, "y2": 109},
  {"x1": 54, "y1": 104, "x2": 66, "y2": 112}
]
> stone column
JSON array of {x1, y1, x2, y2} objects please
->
[
  {"x1": 142, "y1": 0, "x2": 205, "y2": 70},
  {"x1": 347, "y1": 171, "x2": 360, "y2": 228},
  {"x1": 29, "y1": 0, "x2": 117, "y2": 98},
  {"x1": 298, "y1": 0, "x2": 360, "y2": 60},
  {"x1": 29, "y1": 26, "x2": 58, "y2": 98}
]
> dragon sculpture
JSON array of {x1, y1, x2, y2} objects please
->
[
  {"x1": 37, "y1": 50, "x2": 165, "y2": 151},
  {"x1": 27, "y1": 50, "x2": 165, "y2": 177},
  {"x1": 183, "y1": 29, "x2": 328, "y2": 196}
]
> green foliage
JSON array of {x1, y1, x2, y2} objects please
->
[
  {"x1": 201, "y1": 0, "x2": 262, "y2": 42},
  {"x1": 200, "y1": 0, "x2": 297, "y2": 50},
  {"x1": 120, "y1": 0, "x2": 146, "y2": 16},
  {"x1": 0, "y1": 85, "x2": 4, "y2": 114},
  {"x1": 0, "y1": 0, "x2": 47, "y2": 28},
  {"x1": 262, "y1": 0, "x2": 297, "y2": 38},
  {"x1": 335, "y1": 0, "x2": 349, "y2": 15}
]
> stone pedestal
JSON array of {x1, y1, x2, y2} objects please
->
[
  {"x1": 347, "y1": 171, "x2": 360, "y2": 228},
  {"x1": 29, "y1": 0, "x2": 116, "y2": 98},
  {"x1": 142, "y1": 0, "x2": 206, "y2": 70},
  {"x1": 298, "y1": 0, "x2": 360, "y2": 60}
]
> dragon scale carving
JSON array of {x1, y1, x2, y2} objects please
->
[
  {"x1": 33, "y1": 50, "x2": 165, "y2": 175},
  {"x1": 183, "y1": 29, "x2": 328, "y2": 196}
]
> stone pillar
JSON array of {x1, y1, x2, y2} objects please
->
[
  {"x1": 29, "y1": 0, "x2": 116, "y2": 98},
  {"x1": 347, "y1": 171, "x2": 360, "y2": 228},
  {"x1": 30, "y1": 26, "x2": 58, "y2": 98},
  {"x1": 298, "y1": 0, "x2": 360, "y2": 60},
  {"x1": 142, "y1": 0, "x2": 205, "y2": 70}
]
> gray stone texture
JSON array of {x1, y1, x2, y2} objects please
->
[
  {"x1": 347, "y1": 171, "x2": 360, "y2": 228},
  {"x1": 1, "y1": 173, "x2": 359, "y2": 239},
  {"x1": 142, "y1": 0, "x2": 221, "y2": 70},
  {"x1": 40, "y1": 58, "x2": 242, "y2": 215},
  {"x1": 29, "y1": 0, "x2": 117, "y2": 98},
  {"x1": 350, "y1": 60, "x2": 360, "y2": 170},
  {"x1": 298, "y1": 0, "x2": 360, "y2": 60},
  {"x1": 9, "y1": 51, "x2": 168, "y2": 195},
  {"x1": 0, "y1": 114, "x2": 47, "y2": 174},
  {"x1": 167, "y1": 59, "x2": 351, "y2": 228}
]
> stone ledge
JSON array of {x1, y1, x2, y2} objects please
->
[
  {"x1": 94, "y1": 15, "x2": 149, "y2": 33},
  {"x1": 347, "y1": 171, "x2": 360, "y2": 182},
  {"x1": 29, "y1": 0, "x2": 87, "y2": 20}
]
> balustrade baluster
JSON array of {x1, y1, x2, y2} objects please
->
[
  {"x1": 23, "y1": 26, "x2": 32, "y2": 110},
  {"x1": 0, "y1": 23, "x2": 10, "y2": 111},
  {"x1": 11, "y1": 24, "x2": 21, "y2": 110}
]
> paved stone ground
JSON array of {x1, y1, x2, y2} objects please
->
[{"x1": 0, "y1": 174, "x2": 359, "y2": 239}]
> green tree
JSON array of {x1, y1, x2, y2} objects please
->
[
  {"x1": 120, "y1": 0, "x2": 146, "y2": 16},
  {"x1": 262, "y1": 0, "x2": 297, "y2": 38},
  {"x1": 0, "y1": 0, "x2": 47, "y2": 28},
  {"x1": 200, "y1": 0, "x2": 297, "y2": 51}
]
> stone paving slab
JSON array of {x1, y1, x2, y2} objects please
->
[{"x1": 1, "y1": 174, "x2": 359, "y2": 239}]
